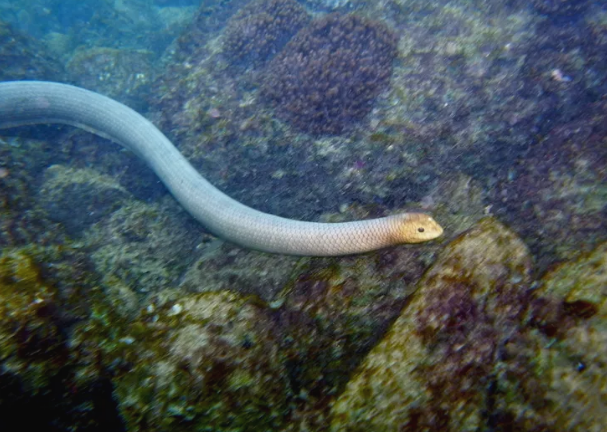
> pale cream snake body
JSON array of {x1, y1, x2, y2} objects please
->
[{"x1": 0, "y1": 81, "x2": 443, "y2": 255}]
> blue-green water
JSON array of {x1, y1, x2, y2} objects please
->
[{"x1": 0, "y1": 0, "x2": 606, "y2": 431}]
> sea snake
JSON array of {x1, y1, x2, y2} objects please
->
[{"x1": 0, "y1": 81, "x2": 443, "y2": 255}]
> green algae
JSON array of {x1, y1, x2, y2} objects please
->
[
  {"x1": 538, "y1": 241, "x2": 607, "y2": 315},
  {"x1": 112, "y1": 290, "x2": 292, "y2": 432},
  {"x1": 330, "y1": 219, "x2": 607, "y2": 431},
  {"x1": 330, "y1": 218, "x2": 534, "y2": 430}
]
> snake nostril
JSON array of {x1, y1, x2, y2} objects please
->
[{"x1": 418, "y1": 227, "x2": 425, "y2": 233}]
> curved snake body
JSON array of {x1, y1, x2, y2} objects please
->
[{"x1": 0, "y1": 81, "x2": 443, "y2": 255}]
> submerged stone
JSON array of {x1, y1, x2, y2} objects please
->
[
  {"x1": 330, "y1": 217, "x2": 533, "y2": 430},
  {"x1": 39, "y1": 165, "x2": 130, "y2": 236},
  {"x1": 331, "y1": 219, "x2": 607, "y2": 431},
  {"x1": 113, "y1": 290, "x2": 292, "y2": 432}
]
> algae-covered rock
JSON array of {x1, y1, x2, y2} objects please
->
[
  {"x1": 0, "y1": 19, "x2": 64, "y2": 81},
  {"x1": 331, "y1": 217, "x2": 533, "y2": 431},
  {"x1": 274, "y1": 243, "x2": 438, "y2": 426},
  {"x1": 39, "y1": 165, "x2": 130, "y2": 235},
  {"x1": 538, "y1": 241, "x2": 607, "y2": 315},
  {"x1": 86, "y1": 198, "x2": 200, "y2": 296},
  {"x1": 0, "y1": 245, "x2": 126, "y2": 430},
  {"x1": 67, "y1": 47, "x2": 155, "y2": 112},
  {"x1": 0, "y1": 250, "x2": 65, "y2": 393},
  {"x1": 518, "y1": 241, "x2": 607, "y2": 432},
  {"x1": 331, "y1": 219, "x2": 607, "y2": 431},
  {"x1": 113, "y1": 290, "x2": 292, "y2": 431},
  {"x1": 180, "y1": 243, "x2": 302, "y2": 301}
]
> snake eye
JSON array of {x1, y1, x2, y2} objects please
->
[{"x1": 418, "y1": 227, "x2": 425, "y2": 233}]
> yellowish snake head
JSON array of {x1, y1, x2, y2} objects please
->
[{"x1": 396, "y1": 213, "x2": 444, "y2": 244}]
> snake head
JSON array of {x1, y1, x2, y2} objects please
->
[{"x1": 398, "y1": 213, "x2": 444, "y2": 243}]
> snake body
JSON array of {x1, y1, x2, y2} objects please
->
[{"x1": 0, "y1": 81, "x2": 443, "y2": 255}]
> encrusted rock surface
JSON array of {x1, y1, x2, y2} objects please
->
[
  {"x1": 39, "y1": 165, "x2": 130, "y2": 235},
  {"x1": 261, "y1": 13, "x2": 397, "y2": 135},
  {"x1": 112, "y1": 290, "x2": 293, "y2": 432},
  {"x1": 330, "y1": 218, "x2": 607, "y2": 431}
]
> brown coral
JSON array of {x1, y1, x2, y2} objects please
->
[
  {"x1": 261, "y1": 13, "x2": 397, "y2": 135},
  {"x1": 222, "y1": 0, "x2": 310, "y2": 68}
]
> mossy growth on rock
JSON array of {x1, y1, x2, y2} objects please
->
[
  {"x1": 261, "y1": 13, "x2": 397, "y2": 135},
  {"x1": 112, "y1": 290, "x2": 293, "y2": 431},
  {"x1": 0, "y1": 250, "x2": 66, "y2": 392},
  {"x1": 330, "y1": 218, "x2": 606, "y2": 431},
  {"x1": 0, "y1": 19, "x2": 64, "y2": 81},
  {"x1": 39, "y1": 165, "x2": 130, "y2": 236}
]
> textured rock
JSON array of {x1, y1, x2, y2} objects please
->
[
  {"x1": 261, "y1": 13, "x2": 397, "y2": 135},
  {"x1": 66, "y1": 47, "x2": 155, "y2": 112},
  {"x1": 86, "y1": 198, "x2": 200, "y2": 296},
  {"x1": 180, "y1": 242, "x2": 302, "y2": 301},
  {"x1": 493, "y1": 102, "x2": 607, "y2": 269},
  {"x1": 37, "y1": 165, "x2": 130, "y2": 236},
  {"x1": 0, "y1": 250, "x2": 66, "y2": 393},
  {"x1": 275, "y1": 243, "x2": 439, "y2": 428},
  {"x1": 0, "y1": 246, "x2": 125, "y2": 430},
  {"x1": 0, "y1": 19, "x2": 64, "y2": 81},
  {"x1": 113, "y1": 290, "x2": 292, "y2": 432},
  {"x1": 330, "y1": 218, "x2": 533, "y2": 430},
  {"x1": 222, "y1": 0, "x2": 310, "y2": 69},
  {"x1": 39, "y1": 165, "x2": 130, "y2": 236},
  {"x1": 331, "y1": 219, "x2": 607, "y2": 431}
]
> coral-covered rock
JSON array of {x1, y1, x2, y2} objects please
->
[
  {"x1": 222, "y1": 0, "x2": 310, "y2": 68},
  {"x1": 331, "y1": 218, "x2": 607, "y2": 431},
  {"x1": 261, "y1": 13, "x2": 397, "y2": 135},
  {"x1": 493, "y1": 102, "x2": 607, "y2": 269},
  {"x1": 330, "y1": 218, "x2": 534, "y2": 430},
  {"x1": 113, "y1": 290, "x2": 292, "y2": 431},
  {"x1": 39, "y1": 165, "x2": 130, "y2": 236},
  {"x1": 86, "y1": 198, "x2": 200, "y2": 296},
  {"x1": 0, "y1": 20, "x2": 64, "y2": 81}
]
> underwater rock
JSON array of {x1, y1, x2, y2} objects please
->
[
  {"x1": 493, "y1": 102, "x2": 607, "y2": 269},
  {"x1": 0, "y1": 136, "x2": 67, "y2": 247},
  {"x1": 330, "y1": 217, "x2": 534, "y2": 430},
  {"x1": 222, "y1": 0, "x2": 310, "y2": 69},
  {"x1": 261, "y1": 13, "x2": 397, "y2": 135},
  {"x1": 274, "y1": 243, "x2": 438, "y2": 427},
  {"x1": 531, "y1": 0, "x2": 590, "y2": 17},
  {"x1": 537, "y1": 241, "x2": 607, "y2": 316},
  {"x1": 506, "y1": 241, "x2": 607, "y2": 431},
  {"x1": 113, "y1": 290, "x2": 292, "y2": 432},
  {"x1": 331, "y1": 218, "x2": 607, "y2": 431},
  {"x1": 0, "y1": 19, "x2": 65, "y2": 81},
  {"x1": 0, "y1": 250, "x2": 66, "y2": 393},
  {"x1": 39, "y1": 165, "x2": 130, "y2": 236},
  {"x1": 86, "y1": 198, "x2": 200, "y2": 297},
  {"x1": 180, "y1": 242, "x2": 302, "y2": 302},
  {"x1": 0, "y1": 246, "x2": 125, "y2": 430},
  {"x1": 66, "y1": 47, "x2": 155, "y2": 112}
]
